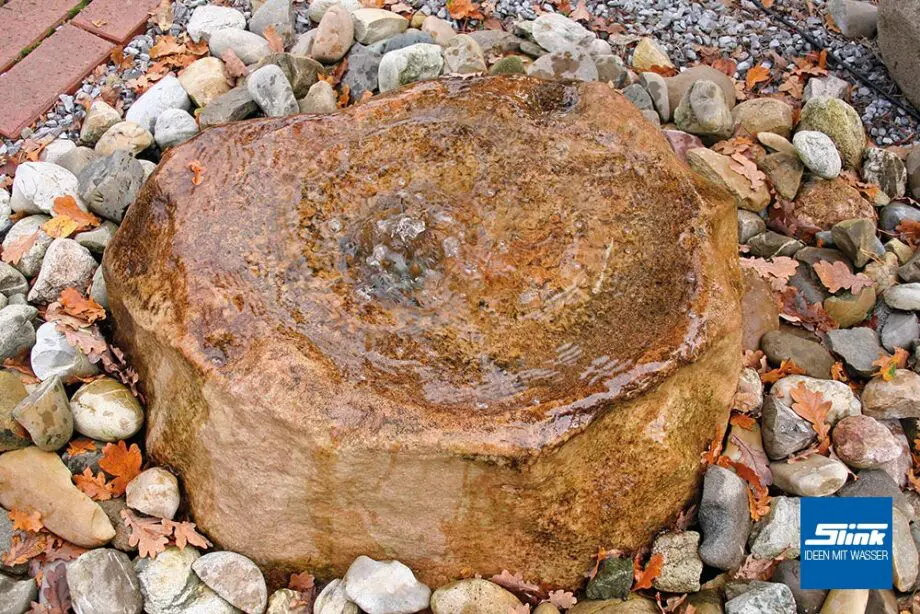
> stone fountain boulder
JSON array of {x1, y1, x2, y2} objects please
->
[{"x1": 104, "y1": 76, "x2": 742, "y2": 588}]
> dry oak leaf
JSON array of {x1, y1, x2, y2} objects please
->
[
  {"x1": 744, "y1": 65, "x2": 771, "y2": 89},
  {"x1": 711, "y1": 57, "x2": 737, "y2": 77},
  {"x1": 730, "y1": 413, "x2": 757, "y2": 430},
  {"x1": 701, "y1": 424, "x2": 725, "y2": 466},
  {"x1": 1, "y1": 230, "x2": 39, "y2": 265},
  {"x1": 42, "y1": 216, "x2": 80, "y2": 239},
  {"x1": 73, "y1": 467, "x2": 116, "y2": 501},
  {"x1": 447, "y1": 0, "x2": 484, "y2": 20},
  {"x1": 66, "y1": 438, "x2": 98, "y2": 456},
  {"x1": 36, "y1": 562, "x2": 71, "y2": 614},
  {"x1": 150, "y1": 35, "x2": 186, "y2": 58},
  {"x1": 812, "y1": 260, "x2": 874, "y2": 294},
  {"x1": 9, "y1": 509, "x2": 43, "y2": 532},
  {"x1": 491, "y1": 569, "x2": 543, "y2": 600},
  {"x1": 2, "y1": 531, "x2": 48, "y2": 566},
  {"x1": 59, "y1": 288, "x2": 106, "y2": 324},
  {"x1": 897, "y1": 219, "x2": 920, "y2": 247},
  {"x1": 729, "y1": 152, "x2": 766, "y2": 191},
  {"x1": 288, "y1": 571, "x2": 316, "y2": 592},
  {"x1": 264, "y1": 25, "x2": 285, "y2": 53},
  {"x1": 121, "y1": 509, "x2": 170, "y2": 558},
  {"x1": 51, "y1": 195, "x2": 100, "y2": 231},
  {"x1": 717, "y1": 456, "x2": 771, "y2": 520},
  {"x1": 739, "y1": 256, "x2": 798, "y2": 292},
  {"x1": 221, "y1": 49, "x2": 249, "y2": 79},
  {"x1": 42, "y1": 536, "x2": 89, "y2": 562},
  {"x1": 789, "y1": 382, "x2": 831, "y2": 453},
  {"x1": 547, "y1": 590, "x2": 577, "y2": 609},
  {"x1": 632, "y1": 552, "x2": 664, "y2": 591},
  {"x1": 99, "y1": 440, "x2": 142, "y2": 496},
  {"x1": 873, "y1": 347, "x2": 909, "y2": 381},
  {"x1": 569, "y1": 2, "x2": 591, "y2": 22},
  {"x1": 163, "y1": 520, "x2": 212, "y2": 550},
  {"x1": 187, "y1": 160, "x2": 205, "y2": 186}
]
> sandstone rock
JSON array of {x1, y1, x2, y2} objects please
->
[
  {"x1": 793, "y1": 131, "x2": 841, "y2": 179},
  {"x1": 430, "y1": 579, "x2": 522, "y2": 614},
  {"x1": 789, "y1": 177, "x2": 874, "y2": 236},
  {"x1": 31, "y1": 321, "x2": 99, "y2": 382},
  {"x1": 863, "y1": 147, "x2": 907, "y2": 199},
  {"x1": 687, "y1": 147, "x2": 770, "y2": 212},
  {"x1": 247, "y1": 64, "x2": 299, "y2": 117},
  {"x1": 12, "y1": 375, "x2": 72, "y2": 451},
  {"x1": 70, "y1": 377, "x2": 144, "y2": 442},
  {"x1": 0, "y1": 370, "x2": 30, "y2": 452},
  {"x1": 532, "y1": 13, "x2": 594, "y2": 53},
  {"x1": 95, "y1": 121, "x2": 154, "y2": 157},
  {"x1": 200, "y1": 87, "x2": 258, "y2": 128},
  {"x1": 833, "y1": 415, "x2": 901, "y2": 469},
  {"x1": 126, "y1": 467, "x2": 180, "y2": 520},
  {"x1": 313, "y1": 579, "x2": 358, "y2": 614},
  {"x1": 771, "y1": 454, "x2": 848, "y2": 496},
  {"x1": 829, "y1": 0, "x2": 878, "y2": 39},
  {"x1": 187, "y1": 5, "x2": 246, "y2": 43},
  {"x1": 209, "y1": 29, "x2": 273, "y2": 66},
  {"x1": 862, "y1": 370, "x2": 920, "y2": 418},
  {"x1": 192, "y1": 551, "x2": 267, "y2": 614},
  {"x1": 312, "y1": 4, "x2": 354, "y2": 63},
  {"x1": 299, "y1": 81, "x2": 337, "y2": 114},
  {"x1": 81, "y1": 100, "x2": 122, "y2": 145},
  {"x1": 379, "y1": 43, "x2": 444, "y2": 92},
  {"x1": 796, "y1": 96, "x2": 867, "y2": 169},
  {"x1": 67, "y1": 548, "x2": 144, "y2": 614},
  {"x1": 444, "y1": 35, "x2": 486, "y2": 74},
  {"x1": 155, "y1": 109, "x2": 199, "y2": 150},
  {"x1": 819, "y1": 589, "x2": 867, "y2": 614},
  {"x1": 307, "y1": 0, "x2": 362, "y2": 23},
  {"x1": 103, "y1": 77, "x2": 742, "y2": 587},
  {"x1": 569, "y1": 597, "x2": 659, "y2": 614},
  {"x1": 878, "y1": 0, "x2": 920, "y2": 110},
  {"x1": 344, "y1": 556, "x2": 430, "y2": 614},
  {"x1": 758, "y1": 152, "x2": 802, "y2": 200},
  {"x1": 732, "y1": 98, "x2": 793, "y2": 138},
  {"x1": 352, "y1": 8, "x2": 408, "y2": 45},
  {"x1": 758, "y1": 131, "x2": 796, "y2": 155},
  {"x1": 178, "y1": 57, "x2": 230, "y2": 108},
  {"x1": 666, "y1": 65, "x2": 736, "y2": 114},
  {"x1": 0, "y1": 447, "x2": 115, "y2": 546},
  {"x1": 674, "y1": 80, "x2": 733, "y2": 140},
  {"x1": 527, "y1": 50, "x2": 597, "y2": 81},
  {"x1": 10, "y1": 161, "x2": 82, "y2": 215},
  {"x1": 27, "y1": 238, "x2": 97, "y2": 304},
  {"x1": 421, "y1": 17, "x2": 455, "y2": 47},
  {"x1": 824, "y1": 286, "x2": 875, "y2": 328},
  {"x1": 631, "y1": 37, "x2": 672, "y2": 71},
  {"x1": 125, "y1": 75, "x2": 192, "y2": 133}
]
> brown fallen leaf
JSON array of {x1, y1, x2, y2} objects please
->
[
  {"x1": 66, "y1": 438, "x2": 98, "y2": 456},
  {"x1": 99, "y1": 441, "x2": 143, "y2": 496},
  {"x1": 264, "y1": 25, "x2": 285, "y2": 53},
  {"x1": 288, "y1": 571, "x2": 315, "y2": 592},
  {"x1": 729, "y1": 152, "x2": 766, "y2": 190},
  {"x1": 188, "y1": 160, "x2": 205, "y2": 186},
  {"x1": 745, "y1": 64, "x2": 771, "y2": 89},
  {"x1": 812, "y1": 260, "x2": 874, "y2": 294},
  {"x1": 58, "y1": 288, "x2": 106, "y2": 324},
  {"x1": 632, "y1": 553, "x2": 664, "y2": 590},
  {"x1": 163, "y1": 520, "x2": 212, "y2": 550},
  {"x1": 789, "y1": 382, "x2": 831, "y2": 453},
  {"x1": 447, "y1": 0, "x2": 484, "y2": 20},
  {"x1": 547, "y1": 590, "x2": 577, "y2": 609},
  {"x1": 569, "y1": 1, "x2": 591, "y2": 21},
  {"x1": 9, "y1": 509, "x2": 43, "y2": 533},
  {"x1": 739, "y1": 256, "x2": 798, "y2": 291},
  {"x1": 760, "y1": 359, "x2": 807, "y2": 384},
  {"x1": 221, "y1": 49, "x2": 249, "y2": 80},
  {"x1": 121, "y1": 509, "x2": 171, "y2": 558},
  {"x1": 1, "y1": 231, "x2": 39, "y2": 265},
  {"x1": 51, "y1": 195, "x2": 100, "y2": 231},
  {"x1": 873, "y1": 347, "x2": 909, "y2": 381},
  {"x1": 1, "y1": 531, "x2": 48, "y2": 566}
]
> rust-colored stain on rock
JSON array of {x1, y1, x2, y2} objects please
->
[{"x1": 104, "y1": 76, "x2": 742, "y2": 588}]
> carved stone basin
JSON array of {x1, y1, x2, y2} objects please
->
[{"x1": 104, "y1": 76, "x2": 742, "y2": 588}]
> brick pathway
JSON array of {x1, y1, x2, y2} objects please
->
[{"x1": 0, "y1": 0, "x2": 159, "y2": 139}]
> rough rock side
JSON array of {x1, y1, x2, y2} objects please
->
[{"x1": 104, "y1": 76, "x2": 742, "y2": 588}]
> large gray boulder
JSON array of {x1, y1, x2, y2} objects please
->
[{"x1": 879, "y1": 0, "x2": 920, "y2": 110}]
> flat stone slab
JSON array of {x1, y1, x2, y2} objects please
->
[
  {"x1": 104, "y1": 76, "x2": 742, "y2": 588},
  {"x1": 71, "y1": 0, "x2": 161, "y2": 44},
  {"x1": 0, "y1": 0, "x2": 84, "y2": 71}
]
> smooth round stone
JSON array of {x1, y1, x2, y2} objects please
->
[
  {"x1": 12, "y1": 375, "x2": 72, "y2": 451},
  {"x1": 70, "y1": 377, "x2": 144, "y2": 442},
  {"x1": 191, "y1": 551, "x2": 268, "y2": 614},
  {"x1": 126, "y1": 467, "x2": 180, "y2": 520},
  {"x1": 833, "y1": 415, "x2": 902, "y2": 469},
  {"x1": 344, "y1": 556, "x2": 431, "y2": 614},
  {"x1": 430, "y1": 579, "x2": 522, "y2": 614},
  {"x1": 67, "y1": 548, "x2": 144, "y2": 614},
  {"x1": 95, "y1": 121, "x2": 154, "y2": 157},
  {"x1": 771, "y1": 454, "x2": 849, "y2": 497},
  {"x1": 793, "y1": 130, "x2": 842, "y2": 179},
  {"x1": 0, "y1": 304, "x2": 37, "y2": 362},
  {"x1": 30, "y1": 321, "x2": 99, "y2": 382},
  {"x1": 9, "y1": 161, "x2": 82, "y2": 215},
  {"x1": 313, "y1": 579, "x2": 358, "y2": 614}
]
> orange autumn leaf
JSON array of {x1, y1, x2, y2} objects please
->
[
  {"x1": 1, "y1": 531, "x2": 48, "y2": 566},
  {"x1": 789, "y1": 382, "x2": 831, "y2": 453},
  {"x1": 447, "y1": 0, "x2": 484, "y2": 20},
  {"x1": 51, "y1": 195, "x2": 100, "y2": 231},
  {"x1": 569, "y1": 2, "x2": 591, "y2": 22},
  {"x1": 73, "y1": 467, "x2": 116, "y2": 501},
  {"x1": 9, "y1": 509, "x2": 43, "y2": 532},
  {"x1": 42, "y1": 215, "x2": 81, "y2": 238},
  {"x1": 99, "y1": 441, "x2": 142, "y2": 496},
  {"x1": 830, "y1": 361, "x2": 849, "y2": 383},
  {"x1": 632, "y1": 553, "x2": 664, "y2": 591},
  {"x1": 760, "y1": 359, "x2": 807, "y2": 384},
  {"x1": 264, "y1": 25, "x2": 285, "y2": 53},
  {"x1": 188, "y1": 160, "x2": 205, "y2": 186},
  {"x1": 711, "y1": 58, "x2": 737, "y2": 77},
  {"x1": 730, "y1": 413, "x2": 757, "y2": 430},
  {"x1": 1, "y1": 230, "x2": 39, "y2": 265},
  {"x1": 59, "y1": 288, "x2": 106, "y2": 324},
  {"x1": 66, "y1": 438, "x2": 98, "y2": 456},
  {"x1": 121, "y1": 509, "x2": 170, "y2": 558},
  {"x1": 163, "y1": 519, "x2": 212, "y2": 550},
  {"x1": 717, "y1": 457, "x2": 772, "y2": 521},
  {"x1": 897, "y1": 220, "x2": 920, "y2": 246},
  {"x1": 288, "y1": 571, "x2": 316, "y2": 592},
  {"x1": 701, "y1": 424, "x2": 725, "y2": 465},
  {"x1": 745, "y1": 65, "x2": 771, "y2": 89},
  {"x1": 873, "y1": 348, "x2": 909, "y2": 381},
  {"x1": 812, "y1": 260, "x2": 874, "y2": 294}
]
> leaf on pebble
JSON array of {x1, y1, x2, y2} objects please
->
[
  {"x1": 447, "y1": 0, "x2": 484, "y2": 20},
  {"x1": 789, "y1": 382, "x2": 831, "y2": 453},
  {"x1": 50, "y1": 195, "x2": 100, "y2": 231},
  {"x1": 632, "y1": 553, "x2": 664, "y2": 590},
  {"x1": 1, "y1": 231, "x2": 39, "y2": 265},
  {"x1": 711, "y1": 57, "x2": 737, "y2": 77},
  {"x1": 872, "y1": 348, "x2": 909, "y2": 381},
  {"x1": 288, "y1": 571, "x2": 315, "y2": 592},
  {"x1": 760, "y1": 359, "x2": 807, "y2": 384},
  {"x1": 264, "y1": 25, "x2": 285, "y2": 53},
  {"x1": 491, "y1": 569, "x2": 543, "y2": 600},
  {"x1": 897, "y1": 220, "x2": 920, "y2": 247},
  {"x1": 739, "y1": 256, "x2": 798, "y2": 292},
  {"x1": 9, "y1": 509, "x2": 43, "y2": 533},
  {"x1": 66, "y1": 438, "x2": 98, "y2": 456},
  {"x1": 58, "y1": 288, "x2": 107, "y2": 324},
  {"x1": 569, "y1": 2, "x2": 591, "y2": 22},
  {"x1": 43, "y1": 537, "x2": 89, "y2": 563},
  {"x1": 812, "y1": 260, "x2": 874, "y2": 294},
  {"x1": 701, "y1": 424, "x2": 725, "y2": 466},
  {"x1": 187, "y1": 160, "x2": 205, "y2": 186},
  {"x1": 717, "y1": 456, "x2": 771, "y2": 520},
  {"x1": 99, "y1": 441, "x2": 143, "y2": 496},
  {"x1": 73, "y1": 468, "x2": 116, "y2": 501},
  {"x1": 163, "y1": 520, "x2": 212, "y2": 550},
  {"x1": 547, "y1": 590, "x2": 577, "y2": 609},
  {"x1": 729, "y1": 413, "x2": 757, "y2": 430},
  {"x1": 744, "y1": 65, "x2": 771, "y2": 89},
  {"x1": 1, "y1": 532, "x2": 48, "y2": 566},
  {"x1": 121, "y1": 509, "x2": 171, "y2": 559},
  {"x1": 42, "y1": 216, "x2": 81, "y2": 239},
  {"x1": 729, "y1": 152, "x2": 766, "y2": 191},
  {"x1": 221, "y1": 49, "x2": 249, "y2": 80}
]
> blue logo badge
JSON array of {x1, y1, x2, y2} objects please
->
[{"x1": 800, "y1": 497, "x2": 893, "y2": 589}]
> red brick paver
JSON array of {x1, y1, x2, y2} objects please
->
[
  {"x1": 0, "y1": 24, "x2": 114, "y2": 139},
  {"x1": 0, "y1": 0, "x2": 84, "y2": 71},
  {"x1": 72, "y1": 0, "x2": 160, "y2": 44}
]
